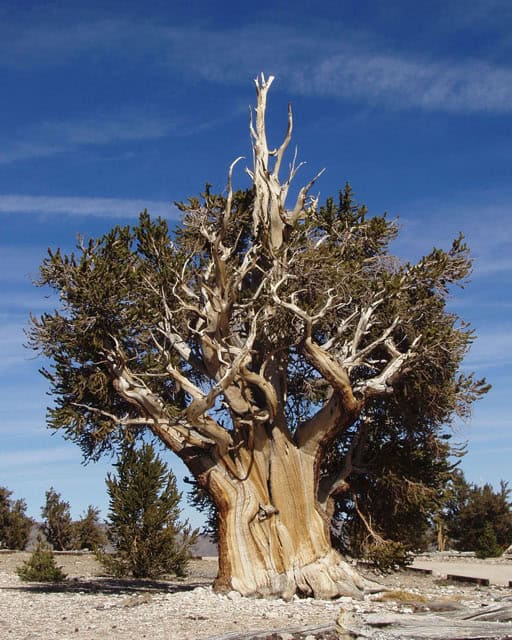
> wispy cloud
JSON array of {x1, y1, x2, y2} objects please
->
[
  {"x1": 0, "y1": 246, "x2": 44, "y2": 283},
  {"x1": 147, "y1": 23, "x2": 512, "y2": 114},
  {"x1": 3, "y1": 20, "x2": 512, "y2": 115},
  {"x1": 0, "y1": 291, "x2": 56, "y2": 312},
  {"x1": 0, "y1": 195, "x2": 178, "y2": 219},
  {"x1": 0, "y1": 19, "x2": 136, "y2": 66},
  {"x1": 0, "y1": 106, "x2": 244, "y2": 164},
  {"x1": 0, "y1": 113, "x2": 175, "y2": 164},
  {"x1": 392, "y1": 191, "x2": 512, "y2": 277},
  {"x1": 439, "y1": 0, "x2": 512, "y2": 30},
  {"x1": 464, "y1": 327, "x2": 512, "y2": 369},
  {"x1": 0, "y1": 421, "x2": 45, "y2": 437},
  {"x1": 0, "y1": 384, "x2": 50, "y2": 422},
  {"x1": 289, "y1": 55, "x2": 512, "y2": 114},
  {"x1": 467, "y1": 428, "x2": 512, "y2": 444},
  {"x1": 0, "y1": 322, "x2": 33, "y2": 371},
  {"x1": 475, "y1": 258, "x2": 512, "y2": 277},
  {"x1": 0, "y1": 446, "x2": 78, "y2": 469}
]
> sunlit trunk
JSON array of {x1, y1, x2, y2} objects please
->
[{"x1": 207, "y1": 427, "x2": 365, "y2": 599}]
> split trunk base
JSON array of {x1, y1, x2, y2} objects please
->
[{"x1": 214, "y1": 548, "x2": 366, "y2": 600}]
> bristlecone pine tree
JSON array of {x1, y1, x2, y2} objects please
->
[
  {"x1": 29, "y1": 75, "x2": 488, "y2": 599},
  {"x1": 17, "y1": 537, "x2": 67, "y2": 582},
  {"x1": 444, "y1": 471, "x2": 512, "y2": 556},
  {"x1": 41, "y1": 487, "x2": 75, "y2": 551},
  {"x1": 0, "y1": 487, "x2": 34, "y2": 550},
  {"x1": 101, "y1": 443, "x2": 197, "y2": 578},
  {"x1": 74, "y1": 505, "x2": 106, "y2": 550}
]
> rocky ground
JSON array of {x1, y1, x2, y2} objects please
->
[{"x1": 1, "y1": 552, "x2": 511, "y2": 640}]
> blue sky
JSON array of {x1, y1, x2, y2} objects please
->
[{"x1": 1, "y1": 0, "x2": 511, "y2": 528}]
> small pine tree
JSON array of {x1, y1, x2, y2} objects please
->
[
  {"x1": 444, "y1": 472, "x2": 512, "y2": 553},
  {"x1": 100, "y1": 443, "x2": 198, "y2": 579},
  {"x1": 73, "y1": 506, "x2": 106, "y2": 550},
  {"x1": 0, "y1": 487, "x2": 34, "y2": 550},
  {"x1": 476, "y1": 522, "x2": 502, "y2": 559},
  {"x1": 41, "y1": 487, "x2": 75, "y2": 551},
  {"x1": 17, "y1": 538, "x2": 67, "y2": 582}
]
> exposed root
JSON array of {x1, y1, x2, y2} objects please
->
[
  {"x1": 294, "y1": 550, "x2": 385, "y2": 599},
  {"x1": 216, "y1": 549, "x2": 384, "y2": 600}
]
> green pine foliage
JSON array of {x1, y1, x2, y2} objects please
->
[
  {"x1": 0, "y1": 487, "x2": 34, "y2": 550},
  {"x1": 332, "y1": 425, "x2": 459, "y2": 557},
  {"x1": 444, "y1": 471, "x2": 512, "y2": 555},
  {"x1": 28, "y1": 188, "x2": 488, "y2": 466},
  {"x1": 364, "y1": 540, "x2": 413, "y2": 572},
  {"x1": 17, "y1": 538, "x2": 67, "y2": 582},
  {"x1": 73, "y1": 505, "x2": 106, "y2": 550},
  {"x1": 100, "y1": 443, "x2": 198, "y2": 579},
  {"x1": 41, "y1": 487, "x2": 75, "y2": 551},
  {"x1": 476, "y1": 522, "x2": 503, "y2": 559}
]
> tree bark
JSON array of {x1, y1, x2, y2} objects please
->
[{"x1": 204, "y1": 426, "x2": 366, "y2": 600}]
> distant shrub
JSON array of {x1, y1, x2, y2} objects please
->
[
  {"x1": 73, "y1": 505, "x2": 106, "y2": 550},
  {"x1": 41, "y1": 487, "x2": 75, "y2": 551},
  {"x1": 0, "y1": 486, "x2": 34, "y2": 550},
  {"x1": 17, "y1": 539, "x2": 67, "y2": 582},
  {"x1": 365, "y1": 540, "x2": 413, "y2": 572},
  {"x1": 444, "y1": 473, "x2": 512, "y2": 554},
  {"x1": 475, "y1": 522, "x2": 502, "y2": 559}
]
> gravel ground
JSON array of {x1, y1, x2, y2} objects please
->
[{"x1": 1, "y1": 552, "x2": 511, "y2": 640}]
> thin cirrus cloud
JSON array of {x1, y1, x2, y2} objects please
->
[
  {"x1": 141, "y1": 24, "x2": 512, "y2": 115},
  {"x1": 0, "y1": 194, "x2": 178, "y2": 219},
  {"x1": 0, "y1": 322, "x2": 33, "y2": 371},
  {"x1": 158, "y1": 25, "x2": 512, "y2": 114},
  {"x1": 391, "y1": 192, "x2": 512, "y2": 277},
  {"x1": 463, "y1": 327, "x2": 512, "y2": 369},
  {"x1": 287, "y1": 55, "x2": 512, "y2": 114},
  {"x1": 0, "y1": 108, "x2": 245, "y2": 165},
  {"x1": 2, "y1": 19, "x2": 512, "y2": 115},
  {"x1": 0, "y1": 446, "x2": 78, "y2": 470},
  {"x1": 0, "y1": 291, "x2": 56, "y2": 311},
  {"x1": 0, "y1": 19, "x2": 137, "y2": 65},
  {"x1": 0, "y1": 113, "x2": 175, "y2": 164},
  {"x1": 0, "y1": 246, "x2": 45, "y2": 283}
]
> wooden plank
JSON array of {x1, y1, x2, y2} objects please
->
[
  {"x1": 446, "y1": 573, "x2": 490, "y2": 586},
  {"x1": 406, "y1": 566, "x2": 433, "y2": 575}
]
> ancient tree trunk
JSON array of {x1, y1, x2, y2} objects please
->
[{"x1": 205, "y1": 427, "x2": 366, "y2": 599}]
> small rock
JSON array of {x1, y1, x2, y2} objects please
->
[
  {"x1": 122, "y1": 593, "x2": 152, "y2": 608},
  {"x1": 227, "y1": 590, "x2": 242, "y2": 600},
  {"x1": 422, "y1": 599, "x2": 465, "y2": 612},
  {"x1": 365, "y1": 613, "x2": 397, "y2": 627}
]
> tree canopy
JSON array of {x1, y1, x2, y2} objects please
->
[
  {"x1": 29, "y1": 75, "x2": 488, "y2": 598},
  {"x1": 30, "y1": 186, "x2": 486, "y2": 467}
]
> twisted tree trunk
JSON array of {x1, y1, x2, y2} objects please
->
[{"x1": 204, "y1": 426, "x2": 365, "y2": 599}]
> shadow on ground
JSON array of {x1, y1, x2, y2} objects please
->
[{"x1": 1, "y1": 576, "x2": 211, "y2": 595}]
